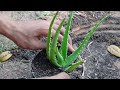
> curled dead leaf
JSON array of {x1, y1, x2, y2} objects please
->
[
  {"x1": 107, "y1": 45, "x2": 120, "y2": 58},
  {"x1": 0, "y1": 51, "x2": 12, "y2": 62}
]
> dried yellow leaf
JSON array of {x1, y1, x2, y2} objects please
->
[
  {"x1": 107, "y1": 45, "x2": 120, "y2": 58},
  {"x1": 0, "y1": 51, "x2": 12, "y2": 62}
]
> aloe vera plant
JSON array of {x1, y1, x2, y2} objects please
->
[{"x1": 46, "y1": 11, "x2": 108, "y2": 73}]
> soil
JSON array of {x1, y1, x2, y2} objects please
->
[
  {"x1": 31, "y1": 50, "x2": 62, "y2": 78},
  {"x1": 0, "y1": 48, "x2": 39, "y2": 79},
  {"x1": 0, "y1": 11, "x2": 120, "y2": 79},
  {"x1": 71, "y1": 32, "x2": 120, "y2": 79}
]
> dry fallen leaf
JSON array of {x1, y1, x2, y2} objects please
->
[
  {"x1": 0, "y1": 51, "x2": 12, "y2": 62},
  {"x1": 107, "y1": 45, "x2": 120, "y2": 58}
]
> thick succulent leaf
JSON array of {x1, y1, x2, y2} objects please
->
[
  {"x1": 64, "y1": 60, "x2": 84, "y2": 73},
  {"x1": 50, "y1": 19, "x2": 65, "y2": 67},
  {"x1": 59, "y1": 12, "x2": 73, "y2": 59},
  {"x1": 50, "y1": 19, "x2": 65, "y2": 59},
  {"x1": 46, "y1": 11, "x2": 58, "y2": 59},
  {"x1": 49, "y1": 48, "x2": 62, "y2": 67},
  {"x1": 65, "y1": 15, "x2": 108, "y2": 67},
  {"x1": 55, "y1": 47, "x2": 64, "y2": 66}
]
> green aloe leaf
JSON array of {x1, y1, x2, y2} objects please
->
[
  {"x1": 65, "y1": 15, "x2": 108, "y2": 67},
  {"x1": 55, "y1": 47, "x2": 64, "y2": 66},
  {"x1": 46, "y1": 11, "x2": 58, "y2": 59},
  {"x1": 64, "y1": 60, "x2": 84, "y2": 73},
  {"x1": 59, "y1": 12, "x2": 73, "y2": 59},
  {"x1": 50, "y1": 18, "x2": 65, "y2": 67}
]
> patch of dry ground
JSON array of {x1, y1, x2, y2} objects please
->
[{"x1": 0, "y1": 11, "x2": 119, "y2": 79}]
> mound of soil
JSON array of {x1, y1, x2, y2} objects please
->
[{"x1": 31, "y1": 50, "x2": 62, "y2": 78}]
